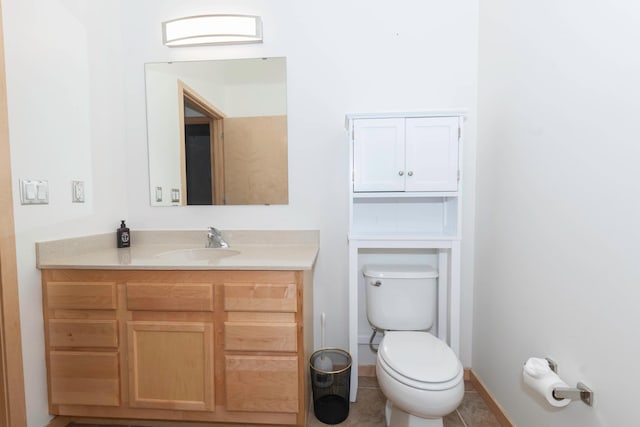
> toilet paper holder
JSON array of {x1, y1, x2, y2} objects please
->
[{"x1": 545, "y1": 358, "x2": 594, "y2": 406}]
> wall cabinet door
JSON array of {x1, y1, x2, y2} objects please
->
[
  {"x1": 353, "y1": 116, "x2": 459, "y2": 192},
  {"x1": 127, "y1": 321, "x2": 214, "y2": 411},
  {"x1": 405, "y1": 117, "x2": 459, "y2": 191},
  {"x1": 353, "y1": 118, "x2": 405, "y2": 192}
]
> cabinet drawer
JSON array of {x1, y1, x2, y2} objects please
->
[
  {"x1": 126, "y1": 282, "x2": 214, "y2": 312},
  {"x1": 225, "y1": 355, "x2": 298, "y2": 413},
  {"x1": 224, "y1": 322, "x2": 297, "y2": 352},
  {"x1": 47, "y1": 282, "x2": 117, "y2": 310},
  {"x1": 49, "y1": 351, "x2": 120, "y2": 406},
  {"x1": 49, "y1": 319, "x2": 118, "y2": 348},
  {"x1": 224, "y1": 283, "x2": 297, "y2": 312}
]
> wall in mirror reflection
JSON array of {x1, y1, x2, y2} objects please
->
[{"x1": 145, "y1": 57, "x2": 288, "y2": 206}]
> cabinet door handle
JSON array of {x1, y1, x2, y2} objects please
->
[
  {"x1": 398, "y1": 171, "x2": 404, "y2": 176},
  {"x1": 407, "y1": 171, "x2": 414, "y2": 177},
  {"x1": 370, "y1": 280, "x2": 382, "y2": 287}
]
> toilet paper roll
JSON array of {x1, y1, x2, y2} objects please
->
[{"x1": 523, "y1": 358, "x2": 571, "y2": 408}]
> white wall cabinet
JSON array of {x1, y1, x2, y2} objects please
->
[
  {"x1": 353, "y1": 117, "x2": 459, "y2": 193},
  {"x1": 347, "y1": 112, "x2": 464, "y2": 402}
]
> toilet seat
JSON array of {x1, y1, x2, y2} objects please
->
[{"x1": 378, "y1": 331, "x2": 462, "y2": 391}]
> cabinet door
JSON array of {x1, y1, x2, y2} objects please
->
[
  {"x1": 127, "y1": 321, "x2": 214, "y2": 411},
  {"x1": 49, "y1": 351, "x2": 120, "y2": 406},
  {"x1": 405, "y1": 117, "x2": 459, "y2": 191},
  {"x1": 353, "y1": 118, "x2": 405, "y2": 192},
  {"x1": 225, "y1": 355, "x2": 298, "y2": 413}
]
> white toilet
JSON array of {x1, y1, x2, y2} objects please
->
[{"x1": 363, "y1": 264, "x2": 464, "y2": 427}]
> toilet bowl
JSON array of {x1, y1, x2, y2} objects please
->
[
  {"x1": 362, "y1": 264, "x2": 464, "y2": 427},
  {"x1": 375, "y1": 331, "x2": 464, "y2": 427}
]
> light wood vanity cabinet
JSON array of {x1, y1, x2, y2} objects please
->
[
  {"x1": 42, "y1": 269, "x2": 311, "y2": 426},
  {"x1": 45, "y1": 280, "x2": 120, "y2": 407},
  {"x1": 223, "y1": 281, "x2": 300, "y2": 414},
  {"x1": 125, "y1": 281, "x2": 216, "y2": 412}
]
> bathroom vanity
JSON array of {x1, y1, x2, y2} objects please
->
[{"x1": 37, "y1": 230, "x2": 318, "y2": 426}]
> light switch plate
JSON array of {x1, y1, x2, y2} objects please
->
[
  {"x1": 20, "y1": 179, "x2": 49, "y2": 205},
  {"x1": 72, "y1": 180, "x2": 85, "y2": 203},
  {"x1": 171, "y1": 188, "x2": 180, "y2": 203}
]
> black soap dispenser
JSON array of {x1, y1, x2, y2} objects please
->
[{"x1": 117, "y1": 220, "x2": 130, "y2": 248}]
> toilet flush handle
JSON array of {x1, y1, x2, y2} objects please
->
[{"x1": 370, "y1": 280, "x2": 382, "y2": 287}]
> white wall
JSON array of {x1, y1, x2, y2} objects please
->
[
  {"x1": 122, "y1": 0, "x2": 478, "y2": 371},
  {"x1": 145, "y1": 66, "x2": 182, "y2": 205},
  {"x1": 475, "y1": 1, "x2": 640, "y2": 425},
  {"x1": 4, "y1": 0, "x2": 478, "y2": 425},
  {"x1": 3, "y1": 1, "x2": 127, "y2": 425}
]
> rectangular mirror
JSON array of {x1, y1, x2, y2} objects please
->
[{"x1": 145, "y1": 57, "x2": 288, "y2": 206}]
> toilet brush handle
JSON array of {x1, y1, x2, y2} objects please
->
[{"x1": 321, "y1": 312, "x2": 326, "y2": 348}]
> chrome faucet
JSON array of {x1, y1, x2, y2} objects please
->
[{"x1": 206, "y1": 227, "x2": 229, "y2": 248}]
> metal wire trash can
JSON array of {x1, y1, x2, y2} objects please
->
[{"x1": 309, "y1": 348, "x2": 352, "y2": 424}]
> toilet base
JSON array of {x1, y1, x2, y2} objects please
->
[{"x1": 385, "y1": 400, "x2": 444, "y2": 427}]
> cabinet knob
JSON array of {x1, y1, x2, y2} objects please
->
[
  {"x1": 408, "y1": 171, "x2": 414, "y2": 177},
  {"x1": 398, "y1": 171, "x2": 404, "y2": 176}
]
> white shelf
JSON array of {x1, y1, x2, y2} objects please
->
[
  {"x1": 349, "y1": 232, "x2": 459, "y2": 242},
  {"x1": 351, "y1": 196, "x2": 459, "y2": 238},
  {"x1": 345, "y1": 110, "x2": 468, "y2": 121},
  {"x1": 352, "y1": 191, "x2": 459, "y2": 199}
]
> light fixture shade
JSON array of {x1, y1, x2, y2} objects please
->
[{"x1": 162, "y1": 14, "x2": 263, "y2": 47}]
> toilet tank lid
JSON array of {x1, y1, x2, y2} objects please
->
[{"x1": 362, "y1": 264, "x2": 438, "y2": 279}]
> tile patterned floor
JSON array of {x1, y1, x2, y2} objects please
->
[
  {"x1": 69, "y1": 377, "x2": 502, "y2": 427},
  {"x1": 307, "y1": 377, "x2": 502, "y2": 426}
]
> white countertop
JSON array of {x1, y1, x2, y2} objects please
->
[{"x1": 36, "y1": 230, "x2": 319, "y2": 271}]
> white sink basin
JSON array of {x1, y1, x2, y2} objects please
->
[{"x1": 154, "y1": 247, "x2": 240, "y2": 263}]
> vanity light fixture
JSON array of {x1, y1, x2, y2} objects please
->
[{"x1": 162, "y1": 14, "x2": 263, "y2": 47}]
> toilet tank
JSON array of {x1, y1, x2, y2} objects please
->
[{"x1": 363, "y1": 264, "x2": 438, "y2": 331}]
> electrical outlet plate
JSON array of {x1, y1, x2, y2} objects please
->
[
  {"x1": 20, "y1": 179, "x2": 49, "y2": 205},
  {"x1": 72, "y1": 180, "x2": 85, "y2": 203}
]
